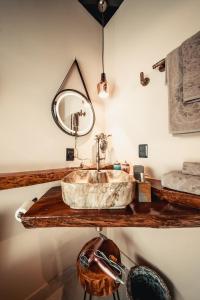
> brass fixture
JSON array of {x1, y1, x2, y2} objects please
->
[
  {"x1": 95, "y1": 133, "x2": 111, "y2": 171},
  {"x1": 71, "y1": 110, "x2": 86, "y2": 134},
  {"x1": 140, "y1": 72, "x2": 150, "y2": 86},
  {"x1": 97, "y1": 73, "x2": 109, "y2": 99},
  {"x1": 152, "y1": 58, "x2": 166, "y2": 72}
]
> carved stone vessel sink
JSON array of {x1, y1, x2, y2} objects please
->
[{"x1": 61, "y1": 170, "x2": 135, "y2": 209}]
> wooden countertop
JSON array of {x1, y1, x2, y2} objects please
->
[{"x1": 21, "y1": 184, "x2": 200, "y2": 229}]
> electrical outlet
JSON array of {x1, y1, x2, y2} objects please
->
[
  {"x1": 139, "y1": 144, "x2": 148, "y2": 158},
  {"x1": 66, "y1": 148, "x2": 74, "y2": 161}
]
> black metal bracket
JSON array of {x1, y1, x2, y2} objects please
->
[{"x1": 57, "y1": 58, "x2": 91, "y2": 102}]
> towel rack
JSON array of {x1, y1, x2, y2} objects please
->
[{"x1": 152, "y1": 58, "x2": 165, "y2": 72}]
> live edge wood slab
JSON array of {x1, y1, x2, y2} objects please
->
[
  {"x1": 0, "y1": 167, "x2": 75, "y2": 190},
  {"x1": 0, "y1": 164, "x2": 112, "y2": 190},
  {"x1": 150, "y1": 179, "x2": 200, "y2": 210},
  {"x1": 21, "y1": 185, "x2": 200, "y2": 229}
]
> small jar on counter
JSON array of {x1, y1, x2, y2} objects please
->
[
  {"x1": 113, "y1": 161, "x2": 121, "y2": 170},
  {"x1": 121, "y1": 161, "x2": 130, "y2": 173}
]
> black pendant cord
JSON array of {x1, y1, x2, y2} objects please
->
[
  {"x1": 101, "y1": 11, "x2": 105, "y2": 74},
  {"x1": 56, "y1": 59, "x2": 91, "y2": 103}
]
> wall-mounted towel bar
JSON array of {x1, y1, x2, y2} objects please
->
[{"x1": 152, "y1": 58, "x2": 165, "y2": 72}]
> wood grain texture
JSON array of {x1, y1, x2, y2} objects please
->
[
  {"x1": 0, "y1": 164, "x2": 113, "y2": 190},
  {"x1": 77, "y1": 237, "x2": 120, "y2": 296},
  {"x1": 0, "y1": 168, "x2": 76, "y2": 190},
  {"x1": 21, "y1": 186, "x2": 200, "y2": 228},
  {"x1": 149, "y1": 178, "x2": 200, "y2": 209}
]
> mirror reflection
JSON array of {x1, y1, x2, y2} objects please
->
[{"x1": 52, "y1": 89, "x2": 95, "y2": 136}]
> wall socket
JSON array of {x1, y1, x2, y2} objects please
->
[
  {"x1": 139, "y1": 144, "x2": 148, "y2": 158},
  {"x1": 66, "y1": 148, "x2": 74, "y2": 161}
]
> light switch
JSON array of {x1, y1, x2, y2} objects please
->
[
  {"x1": 66, "y1": 148, "x2": 74, "y2": 161},
  {"x1": 139, "y1": 144, "x2": 148, "y2": 158}
]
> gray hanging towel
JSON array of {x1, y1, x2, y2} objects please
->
[
  {"x1": 167, "y1": 36, "x2": 200, "y2": 134},
  {"x1": 182, "y1": 31, "x2": 200, "y2": 103}
]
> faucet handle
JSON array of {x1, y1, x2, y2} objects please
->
[
  {"x1": 95, "y1": 133, "x2": 112, "y2": 141},
  {"x1": 99, "y1": 134, "x2": 111, "y2": 153}
]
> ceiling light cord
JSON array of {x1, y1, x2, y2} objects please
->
[
  {"x1": 97, "y1": 0, "x2": 109, "y2": 98},
  {"x1": 101, "y1": 11, "x2": 105, "y2": 74},
  {"x1": 98, "y1": 0, "x2": 106, "y2": 74}
]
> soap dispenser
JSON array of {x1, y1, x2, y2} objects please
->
[{"x1": 134, "y1": 165, "x2": 151, "y2": 202}]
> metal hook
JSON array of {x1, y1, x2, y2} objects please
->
[{"x1": 140, "y1": 72, "x2": 150, "y2": 86}]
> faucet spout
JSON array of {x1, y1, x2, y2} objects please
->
[
  {"x1": 96, "y1": 137, "x2": 101, "y2": 172},
  {"x1": 95, "y1": 133, "x2": 111, "y2": 172}
]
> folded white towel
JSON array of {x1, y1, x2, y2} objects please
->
[
  {"x1": 182, "y1": 162, "x2": 200, "y2": 176},
  {"x1": 161, "y1": 171, "x2": 200, "y2": 196}
]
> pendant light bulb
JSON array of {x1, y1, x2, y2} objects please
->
[
  {"x1": 98, "y1": 0, "x2": 108, "y2": 13},
  {"x1": 97, "y1": 72, "x2": 109, "y2": 99}
]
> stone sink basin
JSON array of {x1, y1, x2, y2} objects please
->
[{"x1": 61, "y1": 170, "x2": 135, "y2": 209}]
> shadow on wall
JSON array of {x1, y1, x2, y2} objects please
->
[
  {"x1": 135, "y1": 254, "x2": 177, "y2": 300},
  {"x1": 25, "y1": 267, "x2": 127, "y2": 300},
  {"x1": 25, "y1": 265, "x2": 83, "y2": 300},
  {"x1": 35, "y1": 229, "x2": 98, "y2": 300},
  {"x1": 38, "y1": 230, "x2": 86, "y2": 283},
  {"x1": 25, "y1": 231, "x2": 125, "y2": 300},
  {"x1": 0, "y1": 186, "x2": 98, "y2": 300},
  {"x1": 117, "y1": 231, "x2": 184, "y2": 300}
]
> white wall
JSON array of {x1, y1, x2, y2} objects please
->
[
  {"x1": 0, "y1": 0, "x2": 105, "y2": 172},
  {"x1": 105, "y1": 0, "x2": 200, "y2": 178},
  {"x1": 0, "y1": 1, "x2": 103, "y2": 299},
  {"x1": 105, "y1": 1, "x2": 200, "y2": 299},
  {"x1": 0, "y1": 183, "x2": 98, "y2": 300},
  {"x1": 1, "y1": 0, "x2": 200, "y2": 299}
]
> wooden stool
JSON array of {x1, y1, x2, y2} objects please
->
[{"x1": 77, "y1": 237, "x2": 121, "y2": 297}]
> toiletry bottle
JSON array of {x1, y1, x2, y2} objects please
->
[
  {"x1": 113, "y1": 161, "x2": 121, "y2": 170},
  {"x1": 121, "y1": 161, "x2": 130, "y2": 173}
]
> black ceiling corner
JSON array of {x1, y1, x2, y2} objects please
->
[{"x1": 79, "y1": 0, "x2": 124, "y2": 27}]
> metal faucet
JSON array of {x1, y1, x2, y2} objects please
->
[{"x1": 95, "y1": 133, "x2": 111, "y2": 172}]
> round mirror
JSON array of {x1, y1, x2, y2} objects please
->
[{"x1": 52, "y1": 89, "x2": 95, "y2": 136}]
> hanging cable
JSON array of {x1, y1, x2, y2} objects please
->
[
  {"x1": 97, "y1": 0, "x2": 109, "y2": 98},
  {"x1": 101, "y1": 10, "x2": 105, "y2": 73},
  {"x1": 74, "y1": 134, "x2": 90, "y2": 163}
]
